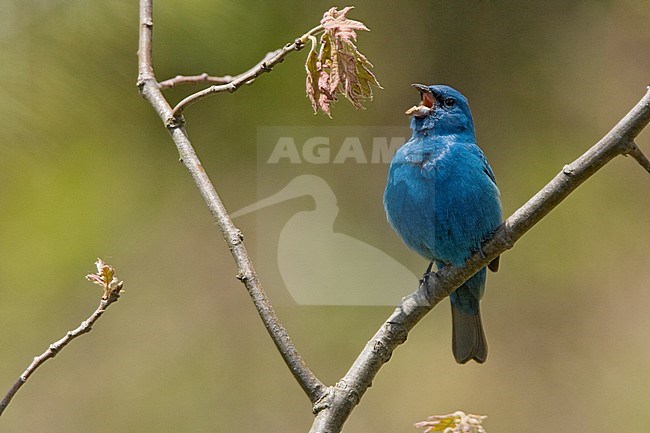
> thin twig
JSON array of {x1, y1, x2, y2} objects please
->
[
  {"x1": 137, "y1": 0, "x2": 326, "y2": 404},
  {"x1": 308, "y1": 87, "x2": 650, "y2": 433},
  {"x1": 158, "y1": 51, "x2": 280, "y2": 90},
  {"x1": 626, "y1": 141, "x2": 650, "y2": 174},
  {"x1": 0, "y1": 285, "x2": 123, "y2": 417},
  {"x1": 168, "y1": 26, "x2": 324, "y2": 119},
  {"x1": 159, "y1": 73, "x2": 235, "y2": 89}
]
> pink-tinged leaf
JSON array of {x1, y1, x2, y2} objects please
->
[
  {"x1": 321, "y1": 6, "x2": 369, "y2": 42},
  {"x1": 86, "y1": 258, "x2": 124, "y2": 300},
  {"x1": 317, "y1": 65, "x2": 335, "y2": 117},
  {"x1": 85, "y1": 274, "x2": 104, "y2": 286},
  {"x1": 305, "y1": 7, "x2": 381, "y2": 116}
]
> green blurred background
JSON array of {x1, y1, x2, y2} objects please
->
[{"x1": 1, "y1": 1, "x2": 649, "y2": 432}]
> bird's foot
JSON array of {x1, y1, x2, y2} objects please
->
[
  {"x1": 419, "y1": 262, "x2": 434, "y2": 285},
  {"x1": 417, "y1": 265, "x2": 439, "y2": 307},
  {"x1": 477, "y1": 244, "x2": 487, "y2": 260}
]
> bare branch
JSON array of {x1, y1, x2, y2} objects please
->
[
  {"x1": 137, "y1": 0, "x2": 326, "y2": 404},
  {"x1": 158, "y1": 72, "x2": 234, "y2": 90},
  {"x1": 168, "y1": 26, "x2": 324, "y2": 119},
  {"x1": 0, "y1": 260, "x2": 124, "y2": 417},
  {"x1": 308, "y1": 87, "x2": 650, "y2": 433},
  {"x1": 158, "y1": 50, "x2": 280, "y2": 90},
  {"x1": 159, "y1": 72, "x2": 235, "y2": 89}
]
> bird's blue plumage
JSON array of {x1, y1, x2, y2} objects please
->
[{"x1": 384, "y1": 84, "x2": 502, "y2": 363}]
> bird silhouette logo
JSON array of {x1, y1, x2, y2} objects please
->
[{"x1": 231, "y1": 174, "x2": 418, "y2": 305}]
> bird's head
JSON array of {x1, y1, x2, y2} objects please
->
[{"x1": 406, "y1": 84, "x2": 475, "y2": 137}]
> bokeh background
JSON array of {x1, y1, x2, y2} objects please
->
[{"x1": 1, "y1": 1, "x2": 649, "y2": 432}]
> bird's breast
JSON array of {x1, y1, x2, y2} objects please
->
[{"x1": 384, "y1": 141, "x2": 501, "y2": 265}]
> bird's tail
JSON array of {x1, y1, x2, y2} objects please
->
[
  {"x1": 449, "y1": 267, "x2": 488, "y2": 364},
  {"x1": 451, "y1": 301, "x2": 487, "y2": 364}
]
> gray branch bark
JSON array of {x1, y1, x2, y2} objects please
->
[{"x1": 137, "y1": 1, "x2": 650, "y2": 431}]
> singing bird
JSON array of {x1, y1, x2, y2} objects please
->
[{"x1": 384, "y1": 84, "x2": 502, "y2": 363}]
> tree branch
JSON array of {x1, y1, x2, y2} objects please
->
[
  {"x1": 167, "y1": 26, "x2": 324, "y2": 119},
  {"x1": 0, "y1": 260, "x2": 124, "y2": 417},
  {"x1": 137, "y1": 0, "x2": 326, "y2": 404},
  {"x1": 308, "y1": 86, "x2": 650, "y2": 433}
]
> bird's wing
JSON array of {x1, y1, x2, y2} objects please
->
[
  {"x1": 469, "y1": 143, "x2": 501, "y2": 273},
  {"x1": 458, "y1": 141, "x2": 497, "y2": 185}
]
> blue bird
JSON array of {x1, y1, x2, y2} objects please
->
[{"x1": 384, "y1": 84, "x2": 502, "y2": 364}]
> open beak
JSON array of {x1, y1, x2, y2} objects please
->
[
  {"x1": 405, "y1": 83, "x2": 435, "y2": 117},
  {"x1": 412, "y1": 83, "x2": 435, "y2": 108}
]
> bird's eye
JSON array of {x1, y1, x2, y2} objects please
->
[{"x1": 444, "y1": 98, "x2": 456, "y2": 107}]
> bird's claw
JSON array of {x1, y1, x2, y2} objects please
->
[{"x1": 419, "y1": 262, "x2": 434, "y2": 285}]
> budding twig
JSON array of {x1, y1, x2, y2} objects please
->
[{"x1": 0, "y1": 260, "x2": 124, "y2": 417}]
